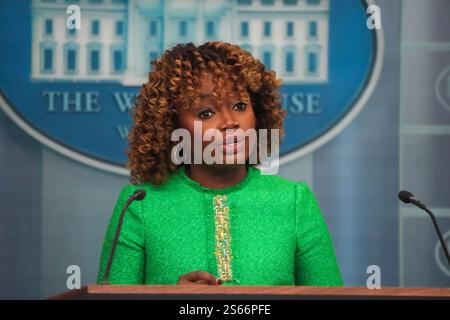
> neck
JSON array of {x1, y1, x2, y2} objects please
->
[{"x1": 185, "y1": 164, "x2": 248, "y2": 189}]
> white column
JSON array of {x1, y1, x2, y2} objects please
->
[
  {"x1": 123, "y1": 0, "x2": 138, "y2": 85},
  {"x1": 230, "y1": 0, "x2": 237, "y2": 43},
  {"x1": 222, "y1": 1, "x2": 232, "y2": 42},
  {"x1": 196, "y1": 0, "x2": 205, "y2": 45},
  {"x1": 163, "y1": 0, "x2": 169, "y2": 49},
  {"x1": 31, "y1": 12, "x2": 40, "y2": 78},
  {"x1": 54, "y1": 16, "x2": 63, "y2": 78}
]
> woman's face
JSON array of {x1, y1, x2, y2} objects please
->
[{"x1": 176, "y1": 72, "x2": 257, "y2": 167}]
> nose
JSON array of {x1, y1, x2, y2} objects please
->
[{"x1": 218, "y1": 108, "x2": 239, "y2": 131}]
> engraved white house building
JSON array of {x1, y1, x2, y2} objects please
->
[{"x1": 31, "y1": 0, "x2": 329, "y2": 85}]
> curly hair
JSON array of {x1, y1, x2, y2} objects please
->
[{"x1": 127, "y1": 41, "x2": 286, "y2": 186}]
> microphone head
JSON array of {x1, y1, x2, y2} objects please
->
[
  {"x1": 398, "y1": 190, "x2": 414, "y2": 204},
  {"x1": 132, "y1": 189, "x2": 146, "y2": 201}
]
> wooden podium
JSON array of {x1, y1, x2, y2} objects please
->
[{"x1": 50, "y1": 285, "x2": 450, "y2": 300}]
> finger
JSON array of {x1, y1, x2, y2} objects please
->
[
  {"x1": 178, "y1": 279, "x2": 210, "y2": 286},
  {"x1": 177, "y1": 278, "x2": 201, "y2": 285},
  {"x1": 189, "y1": 270, "x2": 218, "y2": 285},
  {"x1": 179, "y1": 270, "x2": 220, "y2": 285}
]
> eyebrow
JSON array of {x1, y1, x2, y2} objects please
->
[{"x1": 200, "y1": 93, "x2": 214, "y2": 99}]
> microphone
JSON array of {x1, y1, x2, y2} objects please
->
[
  {"x1": 102, "y1": 189, "x2": 147, "y2": 284},
  {"x1": 398, "y1": 190, "x2": 450, "y2": 266}
]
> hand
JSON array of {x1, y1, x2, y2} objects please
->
[{"x1": 177, "y1": 270, "x2": 222, "y2": 286}]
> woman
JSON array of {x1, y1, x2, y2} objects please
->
[{"x1": 97, "y1": 42, "x2": 343, "y2": 286}]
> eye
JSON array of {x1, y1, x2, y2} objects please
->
[
  {"x1": 197, "y1": 107, "x2": 215, "y2": 119},
  {"x1": 233, "y1": 101, "x2": 247, "y2": 111}
]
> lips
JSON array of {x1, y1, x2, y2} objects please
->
[
  {"x1": 225, "y1": 135, "x2": 244, "y2": 154},
  {"x1": 214, "y1": 135, "x2": 245, "y2": 154},
  {"x1": 223, "y1": 140, "x2": 244, "y2": 154},
  {"x1": 223, "y1": 134, "x2": 244, "y2": 145}
]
